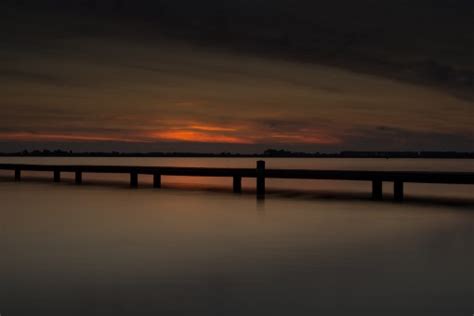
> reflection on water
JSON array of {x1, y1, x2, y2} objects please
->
[{"x1": 0, "y1": 158, "x2": 473, "y2": 315}]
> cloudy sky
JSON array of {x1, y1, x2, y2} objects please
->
[{"x1": 0, "y1": 0, "x2": 472, "y2": 152}]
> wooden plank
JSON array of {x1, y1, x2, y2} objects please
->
[{"x1": 264, "y1": 169, "x2": 474, "y2": 184}]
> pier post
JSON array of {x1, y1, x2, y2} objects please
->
[
  {"x1": 256, "y1": 160, "x2": 266, "y2": 199},
  {"x1": 394, "y1": 181, "x2": 404, "y2": 201},
  {"x1": 153, "y1": 173, "x2": 161, "y2": 188},
  {"x1": 372, "y1": 180, "x2": 382, "y2": 200},
  {"x1": 75, "y1": 171, "x2": 82, "y2": 185},
  {"x1": 14, "y1": 168, "x2": 21, "y2": 181},
  {"x1": 54, "y1": 170, "x2": 61, "y2": 183},
  {"x1": 233, "y1": 176, "x2": 242, "y2": 193},
  {"x1": 130, "y1": 172, "x2": 138, "y2": 188}
]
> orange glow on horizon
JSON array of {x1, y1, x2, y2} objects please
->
[
  {"x1": 187, "y1": 125, "x2": 237, "y2": 132},
  {"x1": 0, "y1": 124, "x2": 341, "y2": 145},
  {"x1": 150, "y1": 130, "x2": 253, "y2": 144}
]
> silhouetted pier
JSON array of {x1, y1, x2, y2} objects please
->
[{"x1": 1, "y1": 162, "x2": 473, "y2": 201}]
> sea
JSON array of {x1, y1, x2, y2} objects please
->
[{"x1": 0, "y1": 157, "x2": 473, "y2": 315}]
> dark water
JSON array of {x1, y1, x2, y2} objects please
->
[{"x1": 0, "y1": 158, "x2": 473, "y2": 315}]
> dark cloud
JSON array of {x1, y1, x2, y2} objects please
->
[
  {"x1": 0, "y1": 68, "x2": 76, "y2": 87},
  {"x1": 2, "y1": 1, "x2": 473, "y2": 98}
]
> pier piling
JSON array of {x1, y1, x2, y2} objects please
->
[
  {"x1": 394, "y1": 181, "x2": 404, "y2": 201},
  {"x1": 14, "y1": 168, "x2": 21, "y2": 181},
  {"x1": 153, "y1": 173, "x2": 161, "y2": 188},
  {"x1": 257, "y1": 160, "x2": 266, "y2": 199},
  {"x1": 75, "y1": 171, "x2": 82, "y2": 185},
  {"x1": 130, "y1": 172, "x2": 138, "y2": 188},
  {"x1": 233, "y1": 176, "x2": 242, "y2": 193},
  {"x1": 372, "y1": 180, "x2": 383, "y2": 200},
  {"x1": 53, "y1": 170, "x2": 61, "y2": 183}
]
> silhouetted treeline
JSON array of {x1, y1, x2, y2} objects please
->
[{"x1": 0, "y1": 149, "x2": 473, "y2": 159}]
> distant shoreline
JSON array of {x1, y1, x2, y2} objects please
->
[{"x1": 1, "y1": 150, "x2": 473, "y2": 159}]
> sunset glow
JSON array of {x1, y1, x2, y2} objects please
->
[
  {"x1": 149, "y1": 130, "x2": 253, "y2": 144},
  {"x1": 187, "y1": 125, "x2": 238, "y2": 132}
]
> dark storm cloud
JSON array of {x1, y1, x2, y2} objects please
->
[
  {"x1": 1, "y1": 0, "x2": 474, "y2": 99},
  {"x1": 3, "y1": 0, "x2": 473, "y2": 97}
]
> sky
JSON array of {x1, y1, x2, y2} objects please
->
[{"x1": 0, "y1": 0, "x2": 473, "y2": 153}]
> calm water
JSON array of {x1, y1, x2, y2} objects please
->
[{"x1": 0, "y1": 158, "x2": 473, "y2": 315}]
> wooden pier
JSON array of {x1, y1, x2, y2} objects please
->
[{"x1": 1, "y1": 161, "x2": 473, "y2": 201}]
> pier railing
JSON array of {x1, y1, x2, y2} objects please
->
[{"x1": 1, "y1": 161, "x2": 473, "y2": 201}]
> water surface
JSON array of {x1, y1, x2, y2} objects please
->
[{"x1": 0, "y1": 158, "x2": 473, "y2": 315}]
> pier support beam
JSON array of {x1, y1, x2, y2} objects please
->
[
  {"x1": 14, "y1": 168, "x2": 21, "y2": 181},
  {"x1": 53, "y1": 170, "x2": 61, "y2": 183},
  {"x1": 130, "y1": 172, "x2": 138, "y2": 188},
  {"x1": 394, "y1": 181, "x2": 404, "y2": 202},
  {"x1": 233, "y1": 176, "x2": 242, "y2": 193},
  {"x1": 75, "y1": 171, "x2": 82, "y2": 185},
  {"x1": 257, "y1": 160, "x2": 266, "y2": 199},
  {"x1": 153, "y1": 173, "x2": 161, "y2": 188},
  {"x1": 372, "y1": 180, "x2": 382, "y2": 200}
]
